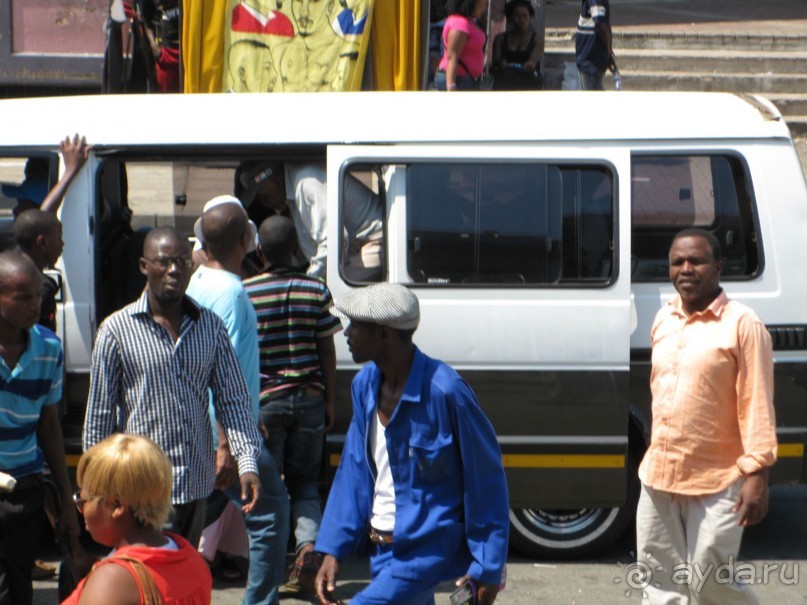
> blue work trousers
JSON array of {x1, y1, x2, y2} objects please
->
[
  {"x1": 224, "y1": 444, "x2": 290, "y2": 605},
  {"x1": 260, "y1": 386, "x2": 325, "y2": 552},
  {"x1": 351, "y1": 544, "x2": 438, "y2": 605}
]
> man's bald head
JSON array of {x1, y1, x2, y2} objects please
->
[{"x1": 201, "y1": 203, "x2": 248, "y2": 255}]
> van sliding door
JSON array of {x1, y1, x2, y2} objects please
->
[{"x1": 326, "y1": 145, "x2": 634, "y2": 557}]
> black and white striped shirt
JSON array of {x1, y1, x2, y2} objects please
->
[{"x1": 84, "y1": 292, "x2": 261, "y2": 503}]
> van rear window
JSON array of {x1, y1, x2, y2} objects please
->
[
  {"x1": 403, "y1": 162, "x2": 614, "y2": 286},
  {"x1": 631, "y1": 154, "x2": 761, "y2": 280}
]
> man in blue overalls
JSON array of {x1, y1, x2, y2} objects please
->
[{"x1": 313, "y1": 283, "x2": 509, "y2": 605}]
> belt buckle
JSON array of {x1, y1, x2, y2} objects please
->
[{"x1": 369, "y1": 527, "x2": 391, "y2": 546}]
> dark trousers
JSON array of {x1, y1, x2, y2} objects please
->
[
  {"x1": 0, "y1": 474, "x2": 44, "y2": 605},
  {"x1": 168, "y1": 498, "x2": 207, "y2": 549}
]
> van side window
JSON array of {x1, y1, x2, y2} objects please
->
[
  {"x1": 405, "y1": 163, "x2": 614, "y2": 286},
  {"x1": 631, "y1": 154, "x2": 761, "y2": 280}
]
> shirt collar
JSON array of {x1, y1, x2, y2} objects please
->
[
  {"x1": 399, "y1": 346, "x2": 426, "y2": 404},
  {"x1": 670, "y1": 289, "x2": 728, "y2": 319},
  {"x1": 129, "y1": 290, "x2": 201, "y2": 321}
]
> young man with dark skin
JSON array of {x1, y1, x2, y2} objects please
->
[
  {"x1": 84, "y1": 228, "x2": 263, "y2": 548},
  {"x1": 10, "y1": 134, "x2": 88, "y2": 331},
  {"x1": 313, "y1": 284, "x2": 508, "y2": 605},
  {"x1": 0, "y1": 252, "x2": 91, "y2": 604},
  {"x1": 636, "y1": 228, "x2": 776, "y2": 604},
  {"x1": 12, "y1": 210, "x2": 63, "y2": 331}
]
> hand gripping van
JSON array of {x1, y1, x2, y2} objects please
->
[{"x1": 1, "y1": 91, "x2": 804, "y2": 558}]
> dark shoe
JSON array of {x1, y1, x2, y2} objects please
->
[{"x1": 284, "y1": 551, "x2": 322, "y2": 594}]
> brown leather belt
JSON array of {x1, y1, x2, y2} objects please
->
[{"x1": 369, "y1": 527, "x2": 394, "y2": 546}]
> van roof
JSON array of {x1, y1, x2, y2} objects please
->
[{"x1": 0, "y1": 91, "x2": 790, "y2": 148}]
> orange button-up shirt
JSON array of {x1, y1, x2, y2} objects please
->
[{"x1": 638, "y1": 291, "x2": 777, "y2": 495}]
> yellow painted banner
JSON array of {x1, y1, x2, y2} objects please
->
[{"x1": 222, "y1": 0, "x2": 374, "y2": 92}]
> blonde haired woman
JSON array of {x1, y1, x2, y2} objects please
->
[{"x1": 62, "y1": 434, "x2": 212, "y2": 605}]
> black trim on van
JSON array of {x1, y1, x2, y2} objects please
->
[{"x1": 633, "y1": 325, "x2": 807, "y2": 355}]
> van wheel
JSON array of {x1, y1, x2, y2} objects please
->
[{"x1": 509, "y1": 449, "x2": 640, "y2": 559}]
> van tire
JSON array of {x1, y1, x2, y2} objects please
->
[{"x1": 508, "y1": 448, "x2": 640, "y2": 559}]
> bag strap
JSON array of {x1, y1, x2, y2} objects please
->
[
  {"x1": 111, "y1": 555, "x2": 163, "y2": 605},
  {"x1": 456, "y1": 58, "x2": 480, "y2": 83}
]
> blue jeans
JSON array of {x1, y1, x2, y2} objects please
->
[
  {"x1": 351, "y1": 544, "x2": 437, "y2": 605},
  {"x1": 260, "y1": 387, "x2": 325, "y2": 552},
  {"x1": 224, "y1": 444, "x2": 290, "y2": 605},
  {"x1": 579, "y1": 70, "x2": 605, "y2": 90},
  {"x1": 434, "y1": 70, "x2": 479, "y2": 91}
]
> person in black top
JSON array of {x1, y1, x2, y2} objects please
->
[
  {"x1": 12, "y1": 211, "x2": 62, "y2": 332},
  {"x1": 492, "y1": 0, "x2": 543, "y2": 90}
]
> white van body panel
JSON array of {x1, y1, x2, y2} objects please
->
[
  {"x1": 0, "y1": 91, "x2": 791, "y2": 148},
  {"x1": 327, "y1": 144, "x2": 633, "y2": 371}
]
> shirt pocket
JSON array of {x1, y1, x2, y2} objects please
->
[{"x1": 409, "y1": 432, "x2": 454, "y2": 482}]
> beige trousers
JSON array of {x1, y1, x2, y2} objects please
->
[{"x1": 635, "y1": 480, "x2": 759, "y2": 605}]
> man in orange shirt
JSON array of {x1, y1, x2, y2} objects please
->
[{"x1": 636, "y1": 228, "x2": 776, "y2": 604}]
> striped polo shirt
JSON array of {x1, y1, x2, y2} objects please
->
[
  {"x1": 244, "y1": 267, "x2": 342, "y2": 402},
  {"x1": 0, "y1": 325, "x2": 63, "y2": 478}
]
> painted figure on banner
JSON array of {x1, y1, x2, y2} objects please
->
[{"x1": 223, "y1": 0, "x2": 374, "y2": 93}]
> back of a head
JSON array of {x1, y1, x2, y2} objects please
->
[
  {"x1": 12, "y1": 209, "x2": 60, "y2": 251},
  {"x1": 78, "y1": 434, "x2": 173, "y2": 530},
  {"x1": 0, "y1": 249, "x2": 41, "y2": 289},
  {"x1": 201, "y1": 202, "x2": 248, "y2": 255},
  {"x1": 258, "y1": 215, "x2": 298, "y2": 264}
]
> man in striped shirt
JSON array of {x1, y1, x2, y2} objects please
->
[
  {"x1": 84, "y1": 227, "x2": 262, "y2": 548},
  {"x1": 244, "y1": 215, "x2": 341, "y2": 593},
  {"x1": 0, "y1": 251, "x2": 88, "y2": 604}
]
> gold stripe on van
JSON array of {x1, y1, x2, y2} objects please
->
[
  {"x1": 502, "y1": 454, "x2": 625, "y2": 469},
  {"x1": 329, "y1": 453, "x2": 626, "y2": 468},
  {"x1": 66, "y1": 454, "x2": 82, "y2": 468},
  {"x1": 778, "y1": 443, "x2": 804, "y2": 458}
]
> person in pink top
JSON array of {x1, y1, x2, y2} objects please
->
[
  {"x1": 62, "y1": 434, "x2": 212, "y2": 605},
  {"x1": 436, "y1": 0, "x2": 488, "y2": 91},
  {"x1": 636, "y1": 228, "x2": 777, "y2": 605}
]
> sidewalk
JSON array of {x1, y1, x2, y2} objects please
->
[{"x1": 546, "y1": 0, "x2": 807, "y2": 35}]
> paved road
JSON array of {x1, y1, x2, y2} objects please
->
[{"x1": 34, "y1": 485, "x2": 807, "y2": 604}]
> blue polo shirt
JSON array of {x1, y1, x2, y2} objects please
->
[{"x1": 0, "y1": 325, "x2": 63, "y2": 478}]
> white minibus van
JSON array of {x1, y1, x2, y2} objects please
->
[{"x1": 1, "y1": 91, "x2": 804, "y2": 558}]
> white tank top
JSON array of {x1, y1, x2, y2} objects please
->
[{"x1": 369, "y1": 407, "x2": 396, "y2": 532}]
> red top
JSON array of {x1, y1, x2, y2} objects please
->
[{"x1": 61, "y1": 533, "x2": 212, "y2": 605}]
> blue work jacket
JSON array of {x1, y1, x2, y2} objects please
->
[{"x1": 315, "y1": 347, "x2": 509, "y2": 586}]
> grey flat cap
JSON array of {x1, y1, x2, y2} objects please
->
[{"x1": 334, "y1": 283, "x2": 420, "y2": 330}]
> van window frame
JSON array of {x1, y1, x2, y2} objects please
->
[
  {"x1": 630, "y1": 149, "x2": 764, "y2": 283},
  {"x1": 338, "y1": 157, "x2": 621, "y2": 290}
]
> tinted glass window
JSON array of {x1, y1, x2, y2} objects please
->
[
  {"x1": 405, "y1": 163, "x2": 614, "y2": 286},
  {"x1": 631, "y1": 155, "x2": 760, "y2": 280}
]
